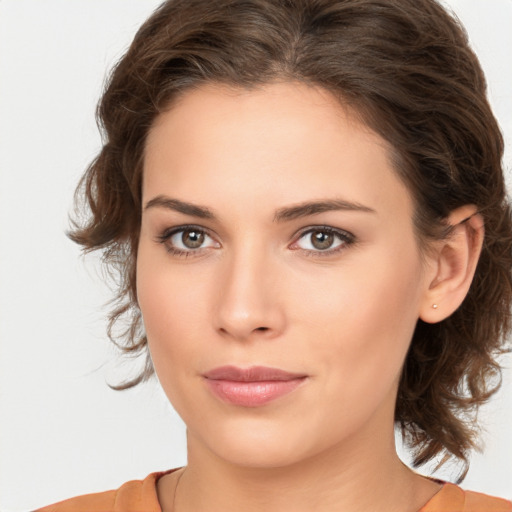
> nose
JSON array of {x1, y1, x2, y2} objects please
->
[{"x1": 213, "y1": 246, "x2": 286, "y2": 342}]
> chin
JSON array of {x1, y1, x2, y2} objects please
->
[
  {"x1": 188, "y1": 414, "x2": 331, "y2": 470},
  {"x1": 212, "y1": 439, "x2": 308, "y2": 469}
]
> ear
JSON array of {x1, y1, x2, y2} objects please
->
[{"x1": 419, "y1": 205, "x2": 484, "y2": 324}]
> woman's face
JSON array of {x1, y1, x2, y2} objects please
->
[{"x1": 137, "y1": 81, "x2": 433, "y2": 468}]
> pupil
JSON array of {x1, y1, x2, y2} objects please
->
[
  {"x1": 311, "y1": 231, "x2": 333, "y2": 250},
  {"x1": 183, "y1": 230, "x2": 204, "y2": 249}
]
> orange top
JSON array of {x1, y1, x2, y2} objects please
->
[{"x1": 35, "y1": 469, "x2": 512, "y2": 512}]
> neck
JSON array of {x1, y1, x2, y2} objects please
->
[{"x1": 168, "y1": 421, "x2": 438, "y2": 512}]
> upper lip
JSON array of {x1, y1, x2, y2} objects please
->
[{"x1": 203, "y1": 365, "x2": 307, "y2": 382}]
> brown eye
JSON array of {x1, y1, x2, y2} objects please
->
[
  {"x1": 310, "y1": 230, "x2": 334, "y2": 250},
  {"x1": 160, "y1": 226, "x2": 220, "y2": 255},
  {"x1": 182, "y1": 229, "x2": 205, "y2": 249},
  {"x1": 292, "y1": 226, "x2": 353, "y2": 254}
]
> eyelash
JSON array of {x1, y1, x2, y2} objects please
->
[
  {"x1": 156, "y1": 224, "x2": 355, "y2": 258},
  {"x1": 291, "y1": 226, "x2": 355, "y2": 257},
  {"x1": 156, "y1": 224, "x2": 217, "y2": 258}
]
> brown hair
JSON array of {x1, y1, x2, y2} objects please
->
[{"x1": 70, "y1": 0, "x2": 512, "y2": 479}]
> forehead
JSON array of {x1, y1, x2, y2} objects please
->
[
  {"x1": 143, "y1": 81, "x2": 413, "y2": 222},
  {"x1": 148, "y1": 81, "x2": 371, "y2": 151}
]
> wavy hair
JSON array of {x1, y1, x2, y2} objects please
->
[{"x1": 70, "y1": 0, "x2": 512, "y2": 480}]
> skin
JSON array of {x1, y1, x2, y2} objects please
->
[{"x1": 137, "y1": 81, "x2": 483, "y2": 512}]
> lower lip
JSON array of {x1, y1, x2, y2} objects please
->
[{"x1": 205, "y1": 378, "x2": 306, "y2": 407}]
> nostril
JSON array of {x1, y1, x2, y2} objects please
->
[{"x1": 255, "y1": 327, "x2": 269, "y2": 332}]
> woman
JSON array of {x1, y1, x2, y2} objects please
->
[{"x1": 34, "y1": 0, "x2": 511, "y2": 510}]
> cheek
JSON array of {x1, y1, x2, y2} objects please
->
[
  {"x1": 136, "y1": 244, "x2": 209, "y2": 372},
  {"x1": 137, "y1": 261, "x2": 210, "y2": 424},
  {"x1": 291, "y1": 244, "x2": 424, "y2": 402}
]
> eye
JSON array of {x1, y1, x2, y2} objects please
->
[
  {"x1": 157, "y1": 225, "x2": 220, "y2": 256},
  {"x1": 291, "y1": 226, "x2": 354, "y2": 255}
]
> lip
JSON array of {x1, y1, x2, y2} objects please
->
[
  {"x1": 204, "y1": 365, "x2": 306, "y2": 382},
  {"x1": 203, "y1": 365, "x2": 308, "y2": 407}
]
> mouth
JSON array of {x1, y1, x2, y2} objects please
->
[{"x1": 203, "y1": 365, "x2": 308, "y2": 407}]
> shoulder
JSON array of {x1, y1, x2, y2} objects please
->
[
  {"x1": 34, "y1": 469, "x2": 178, "y2": 512},
  {"x1": 463, "y1": 488, "x2": 512, "y2": 512},
  {"x1": 421, "y1": 482, "x2": 512, "y2": 512}
]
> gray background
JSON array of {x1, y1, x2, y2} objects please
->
[{"x1": 1, "y1": 1, "x2": 511, "y2": 510}]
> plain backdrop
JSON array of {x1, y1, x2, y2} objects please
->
[{"x1": 0, "y1": 1, "x2": 511, "y2": 510}]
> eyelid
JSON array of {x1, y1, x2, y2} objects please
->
[
  {"x1": 156, "y1": 224, "x2": 221, "y2": 256},
  {"x1": 156, "y1": 223, "x2": 355, "y2": 258},
  {"x1": 289, "y1": 225, "x2": 355, "y2": 254},
  {"x1": 157, "y1": 224, "x2": 214, "y2": 241}
]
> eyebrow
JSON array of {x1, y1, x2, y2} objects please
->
[
  {"x1": 144, "y1": 196, "x2": 214, "y2": 219},
  {"x1": 273, "y1": 199, "x2": 376, "y2": 222},
  {"x1": 144, "y1": 195, "x2": 376, "y2": 222}
]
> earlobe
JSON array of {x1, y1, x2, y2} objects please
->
[{"x1": 419, "y1": 205, "x2": 484, "y2": 324}]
